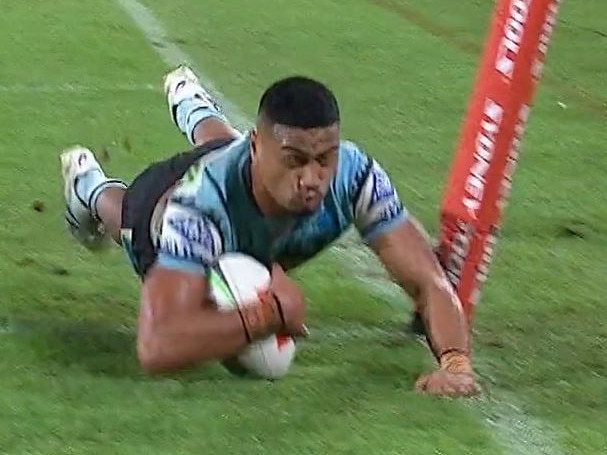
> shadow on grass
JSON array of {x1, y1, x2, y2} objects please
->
[
  {"x1": 1, "y1": 317, "x2": 237, "y2": 382},
  {"x1": 1, "y1": 316, "x2": 427, "y2": 385}
]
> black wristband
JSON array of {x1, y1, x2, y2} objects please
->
[
  {"x1": 237, "y1": 308, "x2": 252, "y2": 342},
  {"x1": 272, "y1": 292, "x2": 286, "y2": 326}
]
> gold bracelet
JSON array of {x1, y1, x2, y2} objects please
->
[{"x1": 440, "y1": 351, "x2": 473, "y2": 374}]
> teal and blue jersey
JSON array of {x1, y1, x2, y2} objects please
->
[{"x1": 154, "y1": 134, "x2": 408, "y2": 274}]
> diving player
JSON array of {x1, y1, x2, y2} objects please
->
[{"x1": 60, "y1": 66, "x2": 479, "y2": 396}]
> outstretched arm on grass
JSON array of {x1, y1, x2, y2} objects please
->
[
  {"x1": 367, "y1": 217, "x2": 481, "y2": 397},
  {"x1": 349, "y1": 153, "x2": 480, "y2": 397}
]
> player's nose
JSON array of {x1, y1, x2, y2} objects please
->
[{"x1": 299, "y1": 165, "x2": 322, "y2": 189}]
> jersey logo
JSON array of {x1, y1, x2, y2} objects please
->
[
  {"x1": 175, "y1": 159, "x2": 204, "y2": 197},
  {"x1": 354, "y1": 159, "x2": 404, "y2": 236},
  {"x1": 369, "y1": 162, "x2": 396, "y2": 205},
  {"x1": 158, "y1": 203, "x2": 222, "y2": 265}
]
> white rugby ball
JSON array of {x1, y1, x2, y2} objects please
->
[{"x1": 208, "y1": 252, "x2": 296, "y2": 379}]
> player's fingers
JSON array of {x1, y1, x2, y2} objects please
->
[
  {"x1": 301, "y1": 324, "x2": 310, "y2": 337},
  {"x1": 285, "y1": 323, "x2": 309, "y2": 339},
  {"x1": 429, "y1": 379, "x2": 458, "y2": 397},
  {"x1": 293, "y1": 324, "x2": 309, "y2": 338},
  {"x1": 464, "y1": 379, "x2": 482, "y2": 397},
  {"x1": 424, "y1": 372, "x2": 469, "y2": 397},
  {"x1": 414, "y1": 373, "x2": 431, "y2": 392},
  {"x1": 446, "y1": 375, "x2": 480, "y2": 397}
]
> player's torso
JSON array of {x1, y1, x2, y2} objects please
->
[
  {"x1": 227, "y1": 185, "x2": 352, "y2": 270},
  {"x1": 171, "y1": 135, "x2": 358, "y2": 269}
]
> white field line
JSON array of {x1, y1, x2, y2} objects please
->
[
  {"x1": 114, "y1": 0, "x2": 250, "y2": 131},
  {"x1": 0, "y1": 83, "x2": 158, "y2": 94},
  {"x1": 114, "y1": 1, "x2": 564, "y2": 454}
]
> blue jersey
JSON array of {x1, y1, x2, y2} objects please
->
[{"x1": 155, "y1": 134, "x2": 408, "y2": 274}]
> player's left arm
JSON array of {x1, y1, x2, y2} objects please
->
[
  {"x1": 352, "y1": 156, "x2": 479, "y2": 396},
  {"x1": 367, "y1": 217, "x2": 470, "y2": 363}
]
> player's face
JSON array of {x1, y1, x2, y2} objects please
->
[{"x1": 253, "y1": 123, "x2": 340, "y2": 215}]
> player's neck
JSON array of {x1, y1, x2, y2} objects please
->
[
  {"x1": 245, "y1": 154, "x2": 293, "y2": 219},
  {"x1": 251, "y1": 175, "x2": 285, "y2": 218}
]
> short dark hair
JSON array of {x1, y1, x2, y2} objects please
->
[{"x1": 257, "y1": 76, "x2": 340, "y2": 128}]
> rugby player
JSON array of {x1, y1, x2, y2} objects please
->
[{"x1": 60, "y1": 66, "x2": 480, "y2": 396}]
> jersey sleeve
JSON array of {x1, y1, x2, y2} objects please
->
[
  {"x1": 348, "y1": 144, "x2": 408, "y2": 242},
  {"x1": 156, "y1": 198, "x2": 224, "y2": 274}
]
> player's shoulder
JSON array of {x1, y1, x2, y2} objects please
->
[
  {"x1": 165, "y1": 136, "x2": 250, "y2": 245},
  {"x1": 200, "y1": 135, "x2": 249, "y2": 181},
  {"x1": 338, "y1": 139, "x2": 368, "y2": 163},
  {"x1": 194, "y1": 134, "x2": 248, "y2": 171},
  {"x1": 156, "y1": 138, "x2": 249, "y2": 269},
  {"x1": 338, "y1": 139, "x2": 380, "y2": 174},
  {"x1": 172, "y1": 136, "x2": 247, "y2": 200},
  {"x1": 336, "y1": 140, "x2": 407, "y2": 240},
  {"x1": 333, "y1": 138, "x2": 401, "y2": 210},
  {"x1": 334, "y1": 139, "x2": 378, "y2": 193}
]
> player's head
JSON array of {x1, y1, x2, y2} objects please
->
[{"x1": 251, "y1": 76, "x2": 340, "y2": 216}]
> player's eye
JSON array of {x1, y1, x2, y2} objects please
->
[
  {"x1": 316, "y1": 153, "x2": 332, "y2": 167},
  {"x1": 317, "y1": 148, "x2": 339, "y2": 167},
  {"x1": 284, "y1": 154, "x2": 308, "y2": 168}
]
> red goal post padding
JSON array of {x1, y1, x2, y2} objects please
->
[{"x1": 437, "y1": 0, "x2": 562, "y2": 322}]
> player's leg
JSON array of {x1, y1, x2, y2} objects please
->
[
  {"x1": 163, "y1": 65, "x2": 242, "y2": 147},
  {"x1": 61, "y1": 145, "x2": 126, "y2": 250}
]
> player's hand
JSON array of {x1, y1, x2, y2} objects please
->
[
  {"x1": 267, "y1": 263, "x2": 308, "y2": 338},
  {"x1": 414, "y1": 352, "x2": 481, "y2": 397}
]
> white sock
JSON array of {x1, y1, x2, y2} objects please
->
[
  {"x1": 175, "y1": 96, "x2": 228, "y2": 145},
  {"x1": 75, "y1": 169, "x2": 126, "y2": 220}
]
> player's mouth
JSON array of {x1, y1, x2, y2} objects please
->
[{"x1": 301, "y1": 191, "x2": 321, "y2": 208}]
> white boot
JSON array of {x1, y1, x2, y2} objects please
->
[
  {"x1": 60, "y1": 145, "x2": 122, "y2": 251},
  {"x1": 163, "y1": 64, "x2": 222, "y2": 129},
  {"x1": 162, "y1": 64, "x2": 243, "y2": 143}
]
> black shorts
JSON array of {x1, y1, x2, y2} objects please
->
[{"x1": 120, "y1": 137, "x2": 235, "y2": 279}]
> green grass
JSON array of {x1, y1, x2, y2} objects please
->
[{"x1": 0, "y1": 0, "x2": 606, "y2": 454}]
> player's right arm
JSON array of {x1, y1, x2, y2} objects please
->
[{"x1": 137, "y1": 201, "x2": 306, "y2": 374}]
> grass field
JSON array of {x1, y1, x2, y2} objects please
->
[{"x1": 1, "y1": 0, "x2": 606, "y2": 454}]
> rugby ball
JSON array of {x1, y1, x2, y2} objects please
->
[{"x1": 208, "y1": 253, "x2": 296, "y2": 379}]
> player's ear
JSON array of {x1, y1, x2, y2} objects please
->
[{"x1": 250, "y1": 128, "x2": 259, "y2": 157}]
